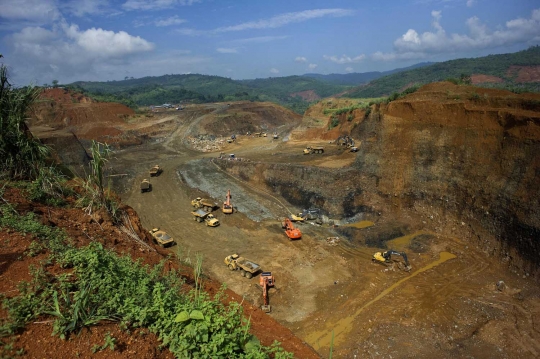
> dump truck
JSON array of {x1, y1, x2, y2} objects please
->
[
  {"x1": 191, "y1": 197, "x2": 219, "y2": 211},
  {"x1": 140, "y1": 179, "x2": 151, "y2": 193},
  {"x1": 224, "y1": 254, "x2": 261, "y2": 279},
  {"x1": 191, "y1": 209, "x2": 220, "y2": 227},
  {"x1": 149, "y1": 228, "x2": 174, "y2": 247},
  {"x1": 149, "y1": 165, "x2": 162, "y2": 177},
  {"x1": 303, "y1": 146, "x2": 324, "y2": 154}
]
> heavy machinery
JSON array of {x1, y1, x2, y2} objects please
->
[
  {"x1": 149, "y1": 228, "x2": 174, "y2": 247},
  {"x1": 140, "y1": 179, "x2": 151, "y2": 193},
  {"x1": 149, "y1": 165, "x2": 162, "y2": 177},
  {"x1": 281, "y1": 218, "x2": 302, "y2": 240},
  {"x1": 260, "y1": 271, "x2": 275, "y2": 313},
  {"x1": 273, "y1": 133, "x2": 278, "y2": 139},
  {"x1": 224, "y1": 254, "x2": 261, "y2": 279},
  {"x1": 191, "y1": 197, "x2": 219, "y2": 211},
  {"x1": 336, "y1": 135, "x2": 355, "y2": 148},
  {"x1": 303, "y1": 146, "x2": 324, "y2": 154},
  {"x1": 191, "y1": 209, "x2": 220, "y2": 227},
  {"x1": 289, "y1": 208, "x2": 321, "y2": 223},
  {"x1": 372, "y1": 250, "x2": 411, "y2": 271},
  {"x1": 222, "y1": 189, "x2": 233, "y2": 214}
]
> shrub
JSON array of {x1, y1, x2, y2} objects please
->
[{"x1": 328, "y1": 117, "x2": 340, "y2": 129}]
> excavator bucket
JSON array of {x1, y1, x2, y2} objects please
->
[{"x1": 261, "y1": 305, "x2": 271, "y2": 313}]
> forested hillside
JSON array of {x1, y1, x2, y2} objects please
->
[
  {"x1": 346, "y1": 46, "x2": 540, "y2": 98},
  {"x1": 69, "y1": 74, "x2": 347, "y2": 114}
]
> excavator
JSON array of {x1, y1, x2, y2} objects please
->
[
  {"x1": 282, "y1": 218, "x2": 302, "y2": 240},
  {"x1": 372, "y1": 250, "x2": 411, "y2": 271},
  {"x1": 222, "y1": 189, "x2": 233, "y2": 214},
  {"x1": 260, "y1": 271, "x2": 275, "y2": 313}
]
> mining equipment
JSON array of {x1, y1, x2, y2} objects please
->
[
  {"x1": 222, "y1": 189, "x2": 233, "y2": 214},
  {"x1": 191, "y1": 209, "x2": 220, "y2": 227},
  {"x1": 149, "y1": 228, "x2": 174, "y2": 247},
  {"x1": 224, "y1": 254, "x2": 261, "y2": 279},
  {"x1": 191, "y1": 197, "x2": 219, "y2": 211},
  {"x1": 303, "y1": 146, "x2": 324, "y2": 154},
  {"x1": 282, "y1": 218, "x2": 302, "y2": 240},
  {"x1": 372, "y1": 250, "x2": 411, "y2": 271},
  {"x1": 140, "y1": 179, "x2": 151, "y2": 193},
  {"x1": 273, "y1": 133, "x2": 278, "y2": 139},
  {"x1": 260, "y1": 271, "x2": 275, "y2": 313},
  {"x1": 149, "y1": 165, "x2": 162, "y2": 177}
]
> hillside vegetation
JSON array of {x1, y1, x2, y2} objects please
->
[
  {"x1": 346, "y1": 46, "x2": 540, "y2": 98},
  {"x1": 69, "y1": 74, "x2": 347, "y2": 114}
]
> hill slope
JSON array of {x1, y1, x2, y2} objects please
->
[
  {"x1": 303, "y1": 62, "x2": 434, "y2": 85},
  {"x1": 346, "y1": 46, "x2": 540, "y2": 98}
]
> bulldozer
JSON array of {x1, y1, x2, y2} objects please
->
[
  {"x1": 372, "y1": 250, "x2": 411, "y2": 271},
  {"x1": 222, "y1": 189, "x2": 233, "y2": 214},
  {"x1": 281, "y1": 218, "x2": 302, "y2": 240},
  {"x1": 260, "y1": 271, "x2": 275, "y2": 313}
]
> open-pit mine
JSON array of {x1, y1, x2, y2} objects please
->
[{"x1": 29, "y1": 84, "x2": 540, "y2": 358}]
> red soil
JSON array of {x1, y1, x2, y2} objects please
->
[
  {"x1": 506, "y1": 65, "x2": 540, "y2": 83},
  {"x1": 0, "y1": 187, "x2": 319, "y2": 358}
]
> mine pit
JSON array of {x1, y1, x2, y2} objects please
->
[{"x1": 28, "y1": 85, "x2": 540, "y2": 358}]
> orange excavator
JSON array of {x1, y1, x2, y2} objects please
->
[
  {"x1": 282, "y1": 218, "x2": 302, "y2": 240},
  {"x1": 260, "y1": 272, "x2": 275, "y2": 313},
  {"x1": 222, "y1": 189, "x2": 233, "y2": 214}
]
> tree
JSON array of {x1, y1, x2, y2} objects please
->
[{"x1": 52, "y1": 79, "x2": 59, "y2": 88}]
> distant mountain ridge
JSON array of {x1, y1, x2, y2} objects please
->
[
  {"x1": 302, "y1": 62, "x2": 434, "y2": 85},
  {"x1": 345, "y1": 46, "x2": 540, "y2": 98}
]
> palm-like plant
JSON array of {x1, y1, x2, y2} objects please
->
[{"x1": 0, "y1": 64, "x2": 49, "y2": 179}]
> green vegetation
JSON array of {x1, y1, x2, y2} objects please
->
[
  {"x1": 68, "y1": 74, "x2": 348, "y2": 114},
  {"x1": 346, "y1": 46, "x2": 540, "y2": 98},
  {"x1": 75, "y1": 141, "x2": 121, "y2": 222},
  {"x1": 0, "y1": 61, "x2": 294, "y2": 358},
  {"x1": 0, "y1": 65, "x2": 50, "y2": 180}
]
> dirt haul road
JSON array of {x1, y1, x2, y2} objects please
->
[{"x1": 111, "y1": 105, "x2": 540, "y2": 359}]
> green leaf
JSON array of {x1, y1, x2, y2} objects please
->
[
  {"x1": 189, "y1": 310, "x2": 204, "y2": 320},
  {"x1": 244, "y1": 335, "x2": 261, "y2": 352},
  {"x1": 174, "y1": 311, "x2": 190, "y2": 322}
]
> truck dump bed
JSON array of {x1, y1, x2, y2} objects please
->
[{"x1": 236, "y1": 257, "x2": 261, "y2": 273}]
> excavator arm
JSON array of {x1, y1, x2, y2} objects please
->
[{"x1": 383, "y1": 250, "x2": 410, "y2": 267}]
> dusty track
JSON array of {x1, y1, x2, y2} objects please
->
[{"x1": 109, "y1": 105, "x2": 540, "y2": 358}]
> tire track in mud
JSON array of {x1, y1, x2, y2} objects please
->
[{"x1": 306, "y1": 251, "x2": 457, "y2": 348}]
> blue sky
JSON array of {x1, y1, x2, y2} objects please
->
[{"x1": 0, "y1": 0, "x2": 539, "y2": 85}]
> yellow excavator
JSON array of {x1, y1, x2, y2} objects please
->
[{"x1": 372, "y1": 250, "x2": 411, "y2": 271}]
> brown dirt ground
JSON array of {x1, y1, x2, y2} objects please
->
[
  {"x1": 0, "y1": 187, "x2": 319, "y2": 359},
  {"x1": 21, "y1": 83, "x2": 540, "y2": 358},
  {"x1": 506, "y1": 65, "x2": 540, "y2": 82},
  {"x1": 471, "y1": 74, "x2": 504, "y2": 84}
]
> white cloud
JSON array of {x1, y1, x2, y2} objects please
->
[
  {"x1": 323, "y1": 54, "x2": 366, "y2": 64},
  {"x1": 122, "y1": 0, "x2": 200, "y2": 11},
  {"x1": 345, "y1": 67, "x2": 353, "y2": 73},
  {"x1": 308, "y1": 63, "x2": 317, "y2": 70},
  {"x1": 175, "y1": 28, "x2": 206, "y2": 36},
  {"x1": 62, "y1": 23, "x2": 154, "y2": 57},
  {"x1": 374, "y1": 8, "x2": 540, "y2": 61},
  {"x1": 270, "y1": 68, "x2": 279, "y2": 74},
  {"x1": 0, "y1": 0, "x2": 60, "y2": 23},
  {"x1": 230, "y1": 36, "x2": 289, "y2": 44},
  {"x1": 466, "y1": 0, "x2": 475, "y2": 7},
  {"x1": 64, "y1": 0, "x2": 108, "y2": 17},
  {"x1": 215, "y1": 8, "x2": 354, "y2": 32},
  {"x1": 155, "y1": 16, "x2": 186, "y2": 27},
  {"x1": 216, "y1": 48, "x2": 238, "y2": 54},
  {"x1": 295, "y1": 56, "x2": 307, "y2": 63},
  {"x1": 5, "y1": 22, "x2": 159, "y2": 85}
]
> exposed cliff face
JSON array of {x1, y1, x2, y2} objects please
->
[{"x1": 215, "y1": 82, "x2": 540, "y2": 276}]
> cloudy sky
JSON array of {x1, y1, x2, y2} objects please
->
[{"x1": 1, "y1": 0, "x2": 539, "y2": 85}]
